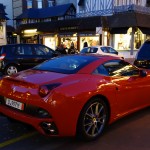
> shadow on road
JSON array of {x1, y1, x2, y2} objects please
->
[{"x1": 0, "y1": 108, "x2": 149, "y2": 150}]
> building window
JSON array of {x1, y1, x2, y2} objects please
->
[
  {"x1": 37, "y1": 0, "x2": 42, "y2": 8},
  {"x1": 27, "y1": 0, "x2": 32, "y2": 9},
  {"x1": 48, "y1": 0, "x2": 54, "y2": 7}
]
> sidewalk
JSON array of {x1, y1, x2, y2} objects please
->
[
  {"x1": 125, "y1": 58, "x2": 135, "y2": 64},
  {"x1": 119, "y1": 51, "x2": 136, "y2": 64}
]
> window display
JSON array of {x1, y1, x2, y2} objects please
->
[
  {"x1": 43, "y1": 36, "x2": 56, "y2": 50},
  {"x1": 114, "y1": 28, "x2": 145, "y2": 50},
  {"x1": 80, "y1": 36, "x2": 99, "y2": 50}
]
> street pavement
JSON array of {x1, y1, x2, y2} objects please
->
[
  {"x1": 125, "y1": 58, "x2": 135, "y2": 64},
  {"x1": 0, "y1": 108, "x2": 150, "y2": 150}
]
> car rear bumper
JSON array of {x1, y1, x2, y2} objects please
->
[{"x1": 0, "y1": 104, "x2": 59, "y2": 136}]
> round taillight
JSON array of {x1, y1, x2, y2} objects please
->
[
  {"x1": 39, "y1": 85, "x2": 49, "y2": 97},
  {"x1": 0, "y1": 53, "x2": 6, "y2": 60}
]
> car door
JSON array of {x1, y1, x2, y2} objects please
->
[
  {"x1": 107, "y1": 47, "x2": 118, "y2": 55},
  {"x1": 14, "y1": 44, "x2": 35, "y2": 70},
  {"x1": 33, "y1": 45, "x2": 56, "y2": 65},
  {"x1": 99, "y1": 60, "x2": 150, "y2": 115}
]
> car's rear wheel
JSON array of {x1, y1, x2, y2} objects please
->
[
  {"x1": 5, "y1": 65, "x2": 18, "y2": 75},
  {"x1": 77, "y1": 97, "x2": 109, "y2": 141}
]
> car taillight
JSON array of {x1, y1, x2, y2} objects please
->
[
  {"x1": 0, "y1": 53, "x2": 6, "y2": 60},
  {"x1": 39, "y1": 83, "x2": 61, "y2": 97}
]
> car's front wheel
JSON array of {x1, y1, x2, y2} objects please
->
[
  {"x1": 77, "y1": 97, "x2": 109, "y2": 141},
  {"x1": 5, "y1": 65, "x2": 18, "y2": 75}
]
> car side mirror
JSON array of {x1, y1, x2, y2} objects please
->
[{"x1": 139, "y1": 70, "x2": 147, "y2": 77}]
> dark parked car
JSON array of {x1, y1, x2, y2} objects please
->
[
  {"x1": 134, "y1": 40, "x2": 150, "y2": 69},
  {"x1": 0, "y1": 44, "x2": 60, "y2": 75}
]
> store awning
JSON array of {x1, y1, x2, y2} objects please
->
[
  {"x1": 6, "y1": 25, "x2": 15, "y2": 32},
  {"x1": 107, "y1": 12, "x2": 150, "y2": 28},
  {"x1": 17, "y1": 16, "x2": 102, "y2": 34},
  {"x1": 110, "y1": 27, "x2": 129, "y2": 34},
  {"x1": 139, "y1": 27, "x2": 150, "y2": 35},
  {"x1": 107, "y1": 12, "x2": 137, "y2": 28},
  {"x1": 79, "y1": 16, "x2": 101, "y2": 30},
  {"x1": 135, "y1": 13, "x2": 150, "y2": 28}
]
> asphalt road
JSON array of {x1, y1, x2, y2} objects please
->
[{"x1": 0, "y1": 108, "x2": 150, "y2": 150}]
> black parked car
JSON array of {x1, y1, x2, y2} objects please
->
[
  {"x1": 134, "y1": 40, "x2": 150, "y2": 69},
  {"x1": 0, "y1": 44, "x2": 60, "y2": 75}
]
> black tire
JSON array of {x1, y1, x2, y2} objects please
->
[
  {"x1": 5, "y1": 65, "x2": 18, "y2": 75},
  {"x1": 77, "y1": 97, "x2": 109, "y2": 141},
  {"x1": 7, "y1": 117, "x2": 19, "y2": 123}
]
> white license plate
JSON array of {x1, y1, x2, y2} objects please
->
[{"x1": 5, "y1": 98, "x2": 24, "y2": 110}]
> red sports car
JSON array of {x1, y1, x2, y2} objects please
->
[{"x1": 0, "y1": 54, "x2": 150, "y2": 141}]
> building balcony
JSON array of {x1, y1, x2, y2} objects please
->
[
  {"x1": 114, "y1": 4, "x2": 150, "y2": 14},
  {"x1": 77, "y1": 4, "x2": 150, "y2": 17}
]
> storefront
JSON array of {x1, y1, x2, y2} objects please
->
[
  {"x1": 16, "y1": 15, "x2": 102, "y2": 51},
  {"x1": 79, "y1": 34, "x2": 100, "y2": 50},
  {"x1": 108, "y1": 12, "x2": 150, "y2": 56},
  {"x1": 42, "y1": 34, "x2": 58, "y2": 50},
  {"x1": 113, "y1": 28, "x2": 146, "y2": 51}
]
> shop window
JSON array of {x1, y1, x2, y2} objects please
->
[
  {"x1": 114, "y1": 28, "x2": 145, "y2": 51},
  {"x1": 37, "y1": 0, "x2": 42, "y2": 8},
  {"x1": 60, "y1": 37, "x2": 77, "y2": 50},
  {"x1": 27, "y1": 0, "x2": 32, "y2": 9},
  {"x1": 80, "y1": 36, "x2": 99, "y2": 50},
  {"x1": 48, "y1": 0, "x2": 54, "y2": 7}
]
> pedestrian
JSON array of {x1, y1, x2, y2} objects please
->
[
  {"x1": 83, "y1": 42, "x2": 88, "y2": 48},
  {"x1": 68, "y1": 42, "x2": 76, "y2": 54}
]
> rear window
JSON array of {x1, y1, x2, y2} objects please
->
[
  {"x1": 33, "y1": 55, "x2": 97, "y2": 74},
  {"x1": 34, "y1": 45, "x2": 54, "y2": 56},
  {"x1": 80, "y1": 47, "x2": 98, "y2": 53},
  {"x1": 137, "y1": 41, "x2": 150, "y2": 60}
]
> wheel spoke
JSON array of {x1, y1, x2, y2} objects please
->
[
  {"x1": 97, "y1": 115, "x2": 106, "y2": 124},
  {"x1": 85, "y1": 112, "x2": 93, "y2": 119},
  {"x1": 98, "y1": 105, "x2": 104, "y2": 116},
  {"x1": 90, "y1": 105, "x2": 94, "y2": 116},
  {"x1": 84, "y1": 122, "x2": 93, "y2": 127},
  {"x1": 91, "y1": 125, "x2": 97, "y2": 135},
  {"x1": 86, "y1": 123, "x2": 93, "y2": 133},
  {"x1": 95, "y1": 103, "x2": 99, "y2": 115}
]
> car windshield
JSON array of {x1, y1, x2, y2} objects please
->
[
  {"x1": 137, "y1": 42, "x2": 150, "y2": 60},
  {"x1": 33, "y1": 55, "x2": 98, "y2": 74},
  {"x1": 80, "y1": 47, "x2": 98, "y2": 53}
]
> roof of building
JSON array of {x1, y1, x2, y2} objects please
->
[
  {"x1": 16, "y1": 16, "x2": 102, "y2": 33},
  {"x1": 15, "y1": 3, "x2": 75, "y2": 19},
  {"x1": 0, "y1": 3, "x2": 8, "y2": 19}
]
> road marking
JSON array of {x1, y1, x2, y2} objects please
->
[{"x1": 0, "y1": 132, "x2": 37, "y2": 148}]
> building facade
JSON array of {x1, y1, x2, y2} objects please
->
[
  {"x1": 13, "y1": 0, "x2": 150, "y2": 57},
  {"x1": 0, "y1": 4, "x2": 8, "y2": 45},
  {"x1": 77, "y1": 0, "x2": 150, "y2": 56}
]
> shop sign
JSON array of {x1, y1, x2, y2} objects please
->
[{"x1": 59, "y1": 26, "x2": 78, "y2": 31}]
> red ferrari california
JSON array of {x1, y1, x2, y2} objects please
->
[{"x1": 0, "y1": 54, "x2": 150, "y2": 141}]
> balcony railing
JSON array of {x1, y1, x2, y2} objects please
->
[
  {"x1": 77, "y1": 4, "x2": 150, "y2": 17},
  {"x1": 114, "y1": 4, "x2": 150, "y2": 14}
]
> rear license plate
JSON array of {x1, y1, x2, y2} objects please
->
[{"x1": 5, "y1": 98, "x2": 24, "y2": 110}]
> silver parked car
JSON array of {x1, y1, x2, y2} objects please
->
[{"x1": 80, "y1": 46, "x2": 124, "y2": 59}]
